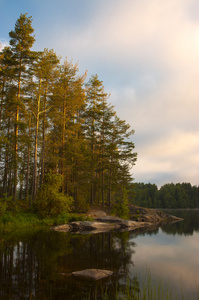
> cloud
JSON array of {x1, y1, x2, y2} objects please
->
[
  {"x1": 0, "y1": 38, "x2": 9, "y2": 50},
  {"x1": 2, "y1": 0, "x2": 199, "y2": 186},
  {"x1": 134, "y1": 129, "x2": 199, "y2": 185}
]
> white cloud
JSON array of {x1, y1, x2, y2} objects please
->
[
  {"x1": 134, "y1": 130, "x2": 199, "y2": 185},
  {"x1": 0, "y1": 38, "x2": 9, "y2": 50},
  {"x1": 5, "y1": 0, "x2": 198, "y2": 186}
]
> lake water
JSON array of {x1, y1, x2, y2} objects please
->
[{"x1": 0, "y1": 210, "x2": 199, "y2": 299}]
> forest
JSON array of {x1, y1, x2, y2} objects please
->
[
  {"x1": 0, "y1": 14, "x2": 137, "y2": 214},
  {"x1": 129, "y1": 182, "x2": 199, "y2": 209}
]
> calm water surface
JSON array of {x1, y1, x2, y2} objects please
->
[{"x1": 0, "y1": 210, "x2": 199, "y2": 299}]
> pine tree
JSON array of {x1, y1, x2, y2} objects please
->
[
  {"x1": 0, "y1": 46, "x2": 16, "y2": 196},
  {"x1": 84, "y1": 75, "x2": 108, "y2": 204},
  {"x1": 9, "y1": 13, "x2": 35, "y2": 200},
  {"x1": 30, "y1": 49, "x2": 59, "y2": 201},
  {"x1": 0, "y1": 14, "x2": 137, "y2": 211},
  {"x1": 47, "y1": 59, "x2": 86, "y2": 206}
]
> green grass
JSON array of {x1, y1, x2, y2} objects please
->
[
  {"x1": 0, "y1": 211, "x2": 93, "y2": 231},
  {"x1": 84, "y1": 272, "x2": 199, "y2": 300}
]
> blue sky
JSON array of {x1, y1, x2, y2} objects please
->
[{"x1": 1, "y1": 0, "x2": 199, "y2": 187}]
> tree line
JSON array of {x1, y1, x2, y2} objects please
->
[
  {"x1": 0, "y1": 13, "x2": 137, "y2": 211},
  {"x1": 129, "y1": 182, "x2": 199, "y2": 208}
]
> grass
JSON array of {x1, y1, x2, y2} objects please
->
[
  {"x1": 84, "y1": 272, "x2": 199, "y2": 300},
  {"x1": 0, "y1": 211, "x2": 93, "y2": 231}
]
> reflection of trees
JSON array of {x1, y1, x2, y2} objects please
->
[
  {"x1": 0, "y1": 230, "x2": 73, "y2": 299},
  {"x1": 0, "y1": 230, "x2": 137, "y2": 299},
  {"x1": 161, "y1": 210, "x2": 199, "y2": 236}
]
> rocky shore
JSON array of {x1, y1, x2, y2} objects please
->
[{"x1": 52, "y1": 205, "x2": 183, "y2": 234}]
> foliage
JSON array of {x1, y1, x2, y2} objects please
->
[
  {"x1": 113, "y1": 188, "x2": 130, "y2": 219},
  {"x1": 0, "y1": 14, "x2": 137, "y2": 213},
  {"x1": 0, "y1": 196, "x2": 27, "y2": 216},
  {"x1": 34, "y1": 173, "x2": 74, "y2": 217},
  {"x1": 0, "y1": 198, "x2": 7, "y2": 216},
  {"x1": 129, "y1": 182, "x2": 199, "y2": 209},
  {"x1": 0, "y1": 211, "x2": 93, "y2": 231}
]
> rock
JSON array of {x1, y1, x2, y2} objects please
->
[
  {"x1": 129, "y1": 205, "x2": 183, "y2": 224},
  {"x1": 51, "y1": 206, "x2": 183, "y2": 234},
  {"x1": 52, "y1": 219, "x2": 153, "y2": 234},
  {"x1": 119, "y1": 220, "x2": 151, "y2": 229},
  {"x1": 72, "y1": 269, "x2": 113, "y2": 280},
  {"x1": 70, "y1": 221, "x2": 121, "y2": 233},
  {"x1": 52, "y1": 224, "x2": 71, "y2": 232},
  {"x1": 94, "y1": 215, "x2": 123, "y2": 223},
  {"x1": 88, "y1": 210, "x2": 107, "y2": 218}
]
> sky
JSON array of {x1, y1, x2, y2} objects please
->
[{"x1": 1, "y1": 0, "x2": 199, "y2": 187}]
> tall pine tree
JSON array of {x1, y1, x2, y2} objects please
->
[{"x1": 9, "y1": 13, "x2": 35, "y2": 200}]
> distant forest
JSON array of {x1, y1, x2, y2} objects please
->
[
  {"x1": 0, "y1": 14, "x2": 137, "y2": 210},
  {"x1": 129, "y1": 182, "x2": 199, "y2": 209}
]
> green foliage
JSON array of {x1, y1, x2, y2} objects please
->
[
  {"x1": 74, "y1": 195, "x2": 89, "y2": 213},
  {"x1": 0, "y1": 14, "x2": 137, "y2": 210},
  {"x1": 129, "y1": 182, "x2": 199, "y2": 209},
  {"x1": 0, "y1": 196, "x2": 26, "y2": 216},
  {"x1": 0, "y1": 211, "x2": 93, "y2": 230},
  {"x1": 113, "y1": 188, "x2": 130, "y2": 219},
  {"x1": 0, "y1": 199, "x2": 7, "y2": 216},
  {"x1": 34, "y1": 173, "x2": 74, "y2": 217}
]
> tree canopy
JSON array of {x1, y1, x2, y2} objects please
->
[{"x1": 0, "y1": 14, "x2": 137, "y2": 211}]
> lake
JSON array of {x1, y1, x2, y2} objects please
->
[{"x1": 0, "y1": 209, "x2": 199, "y2": 299}]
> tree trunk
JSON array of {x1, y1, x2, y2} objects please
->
[
  {"x1": 13, "y1": 67, "x2": 21, "y2": 200},
  {"x1": 32, "y1": 79, "x2": 41, "y2": 201},
  {"x1": 40, "y1": 84, "x2": 47, "y2": 185},
  {"x1": 26, "y1": 117, "x2": 31, "y2": 203},
  {"x1": 2, "y1": 117, "x2": 10, "y2": 194}
]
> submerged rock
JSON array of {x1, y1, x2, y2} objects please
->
[{"x1": 72, "y1": 269, "x2": 113, "y2": 280}]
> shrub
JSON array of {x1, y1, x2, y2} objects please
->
[
  {"x1": 0, "y1": 198, "x2": 7, "y2": 216},
  {"x1": 0, "y1": 196, "x2": 21, "y2": 216},
  {"x1": 113, "y1": 188, "x2": 130, "y2": 219},
  {"x1": 34, "y1": 172, "x2": 74, "y2": 217}
]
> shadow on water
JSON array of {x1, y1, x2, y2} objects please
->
[
  {"x1": 0, "y1": 229, "x2": 137, "y2": 299},
  {"x1": 161, "y1": 209, "x2": 199, "y2": 236}
]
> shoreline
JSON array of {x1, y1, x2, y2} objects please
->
[{"x1": 52, "y1": 205, "x2": 183, "y2": 234}]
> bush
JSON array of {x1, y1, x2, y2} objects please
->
[
  {"x1": 34, "y1": 172, "x2": 74, "y2": 217},
  {"x1": 0, "y1": 196, "x2": 21, "y2": 216},
  {"x1": 0, "y1": 198, "x2": 7, "y2": 216},
  {"x1": 113, "y1": 188, "x2": 130, "y2": 219}
]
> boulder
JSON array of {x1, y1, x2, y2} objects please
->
[
  {"x1": 87, "y1": 210, "x2": 107, "y2": 218},
  {"x1": 70, "y1": 221, "x2": 121, "y2": 233},
  {"x1": 52, "y1": 219, "x2": 152, "y2": 234},
  {"x1": 52, "y1": 224, "x2": 71, "y2": 232},
  {"x1": 94, "y1": 216, "x2": 123, "y2": 223},
  {"x1": 129, "y1": 206, "x2": 183, "y2": 224},
  {"x1": 72, "y1": 269, "x2": 113, "y2": 280}
]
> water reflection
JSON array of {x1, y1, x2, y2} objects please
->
[
  {"x1": 0, "y1": 230, "x2": 136, "y2": 299},
  {"x1": 1, "y1": 210, "x2": 199, "y2": 299},
  {"x1": 129, "y1": 209, "x2": 199, "y2": 300},
  {"x1": 161, "y1": 209, "x2": 199, "y2": 236}
]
